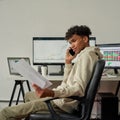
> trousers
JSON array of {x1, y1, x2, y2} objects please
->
[{"x1": 0, "y1": 91, "x2": 60, "y2": 120}]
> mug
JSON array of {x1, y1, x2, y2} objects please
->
[{"x1": 41, "y1": 66, "x2": 48, "y2": 76}]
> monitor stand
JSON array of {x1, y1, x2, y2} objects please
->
[
  {"x1": 114, "y1": 68, "x2": 119, "y2": 74},
  {"x1": 49, "y1": 65, "x2": 64, "y2": 76}
]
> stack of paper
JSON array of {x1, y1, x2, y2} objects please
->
[{"x1": 12, "y1": 59, "x2": 52, "y2": 89}]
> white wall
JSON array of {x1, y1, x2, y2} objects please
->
[{"x1": 0, "y1": 0, "x2": 120, "y2": 100}]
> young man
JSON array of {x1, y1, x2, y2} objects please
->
[{"x1": 0, "y1": 25, "x2": 103, "y2": 120}]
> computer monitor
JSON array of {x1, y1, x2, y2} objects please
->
[
  {"x1": 97, "y1": 43, "x2": 120, "y2": 74},
  {"x1": 33, "y1": 37, "x2": 68, "y2": 65},
  {"x1": 33, "y1": 37, "x2": 97, "y2": 65},
  {"x1": 7, "y1": 57, "x2": 30, "y2": 75},
  {"x1": 89, "y1": 37, "x2": 96, "y2": 46}
]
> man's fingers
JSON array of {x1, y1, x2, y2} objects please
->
[{"x1": 32, "y1": 83, "x2": 41, "y2": 90}]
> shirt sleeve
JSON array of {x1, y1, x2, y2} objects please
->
[
  {"x1": 52, "y1": 64, "x2": 72, "y2": 92},
  {"x1": 63, "y1": 64, "x2": 72, "y2": 83}
]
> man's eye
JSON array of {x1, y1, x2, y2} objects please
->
[{"x1": 73, "y1": 39, "x2": 76, "y2": 42}]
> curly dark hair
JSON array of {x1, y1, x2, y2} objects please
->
[{"x1": 65, "y1": 25, "x2": 92, "y2": 40}]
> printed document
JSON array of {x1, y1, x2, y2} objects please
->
[{"x1": 12, "y1": 59, "x2": 52, "y2": 89}]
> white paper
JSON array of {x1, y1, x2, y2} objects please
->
[{"x1": 12, "y1": 59, "x2": 52, "y2": 89}]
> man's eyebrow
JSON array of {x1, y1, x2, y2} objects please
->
[
  {"x1": 70, "y1": 38, "x2": 75, "y2": 41},
  {"x1": 68, "y1": 38, "x2": 73, "y2": 42}
]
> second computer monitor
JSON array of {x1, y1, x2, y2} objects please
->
[{"x1": 97, "y1": 43, "x2": 120, "y2": 73}]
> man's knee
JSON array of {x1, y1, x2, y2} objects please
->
[
  {"x1": 24, "y1": 91, "x2": 31, "y2": 102},
  {"x1": 0, "y1": 107, "x2": 9, "y2": 120},
  {"x1": 24, "y1": 91, "x2": 37, "y2": 102}
]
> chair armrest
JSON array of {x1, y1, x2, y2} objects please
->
[
  {"x1": 45, "y1": 96, "x2": 85, "y2": 103},
  {"x1": 67, "y1": 96, "x2": 85, "y2": 101},
  {"x1": 44, "y1": 96, "x2": 85, "y2": 120},
  {"x1": 44, "y1": 97, "x2": 60, "y2": 120}
]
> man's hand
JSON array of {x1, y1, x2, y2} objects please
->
[
  {"x1": 32, "y1": 84, "x2": 54, "y2": 98},
  {"x1": 65, "y1": 48, "x2": 76, "y2": 64}
]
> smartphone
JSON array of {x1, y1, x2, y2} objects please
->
[{"x1": 69, "y1": 48, "x2": 75, "y2": 56}]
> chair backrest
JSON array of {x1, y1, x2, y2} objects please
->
[{"x1": 80, "y1": 59, "x2": 105, "y2": 120}]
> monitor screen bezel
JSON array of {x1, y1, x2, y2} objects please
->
[
  {"x1": 96, "y1": 43, "x2": 120, "y2": 69},
  {"x1": 32, "y1": 37, "x2": 66, "y2": 65}
]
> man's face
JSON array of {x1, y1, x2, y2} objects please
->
[{"x1": 68, "y1": 34, "x2": 88, "y2": 54}]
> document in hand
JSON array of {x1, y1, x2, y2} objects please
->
[{"x1": 12, "y1": 59, "x2": 52, "y2": 89}]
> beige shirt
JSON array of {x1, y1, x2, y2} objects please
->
[{"x1": 52, "y1": 46, "x2": 103, "y2": 113}]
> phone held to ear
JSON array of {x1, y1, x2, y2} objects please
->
[{"x1": 69, "y1": 49, "x2": 75, "y2": 56}]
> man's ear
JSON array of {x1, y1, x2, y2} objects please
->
[{"x1": 83, "y1": 36, "x2": 88, "y2": 43}]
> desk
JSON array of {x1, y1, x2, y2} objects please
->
[
  {"x1": 101, "y1": 75, "x2": 120, "y2": 96},
  {"x1": 45, "y1": 74, "x2": 120, "y2": 81},
  {"x1": 45, "y1": 75, "x2": 120, "y2": 96},
  {"x1": 101, "y1": 75, "x2": 120, "y2": 81},
  {"x1": 45, "y1": 75, "x2": 63, "y2": 81}
]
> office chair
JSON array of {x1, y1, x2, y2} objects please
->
[{"x1": 26, "y1": 59, "x2": 105, "y2": 120}]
